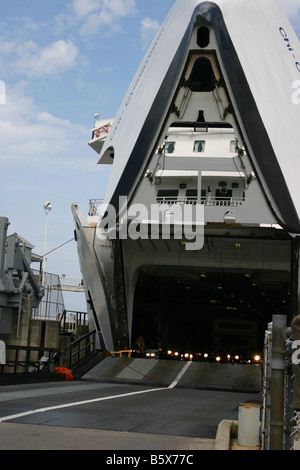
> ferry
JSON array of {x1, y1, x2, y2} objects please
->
[{"x1": 72, "y1": 0, "x2": 300, "y2": 361}]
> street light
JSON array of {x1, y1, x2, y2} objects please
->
[
  {"x1": 42, "y1": 201, "x2": 52, "y2": 279},
  {"x1": 41, "y1": 202, "x2": 52, "y2": 317},
  {"x1": 43, "y1": 201, "x2": 52, "y2": 213}
]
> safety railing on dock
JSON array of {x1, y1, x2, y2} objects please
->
[
  {"x1": 0, "y1": 345, "x2": 60, "y2": 375},
  {"x1": 58, "y1": 309, "x2": 89, "y2": 334},
  {"x1": 0, "y1": 329, "x2": 97, "y2": 376},
  {"x1": 65, "y1": 330, "x2": 96, "y2": 367}
]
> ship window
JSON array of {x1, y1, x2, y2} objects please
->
[
  {"x1": 193, "y1": 140, "x2": 206, "y2": 152},
  {"x1": 165, "y1": 141, "x2": 175, "y2": 154},
  {"x1": 185, "y1": 189, "x2": 198, "y2": 201},
  {"x1": 197, "y1": 27, "x2": 210, "y2": 48},
  {"x1": 216, "y1": 188, "x2": 232, "y2": 200},
  {"x1": 230, "y1": 140, "x2": 237, "y2": 153},
  {"x1": 186, "y1": 189, "x2": 197, "y2": 199},
  {"x1": 157, "y1": 190, "x2": 179, "y2": 201},
  {"x1": 188, "y1": 57, "x2": 215, "y2": 92},
  {"x1": 186, "y1": 189, "x2": 206, "y2": 201}
]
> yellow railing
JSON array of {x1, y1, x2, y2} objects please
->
[{"x1": 109, "y1": 350, "x2": 132, "y2": 357}]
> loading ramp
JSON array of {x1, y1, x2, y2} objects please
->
[{"x1": 82, "y1": 356, "x2": 261, "y2": 393}]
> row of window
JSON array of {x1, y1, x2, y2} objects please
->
[
  {"x1": 157, "y1": 188, "x2": 243, "y2": 201},
  {"x1": 164, "y1": 140, "x2": 237, "y2": 154}
]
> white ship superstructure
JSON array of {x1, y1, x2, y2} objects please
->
[{"x1": 72, "y1": 0, "x2": 300, "y2": 359}]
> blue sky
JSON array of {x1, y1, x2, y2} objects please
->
[{"x1": 0, "y1": 0, "x2": 299, "y2": 310}]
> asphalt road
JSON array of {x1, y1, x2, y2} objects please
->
[{"x1": 0, "y1": 379, "x2": 260, "y2": 451}]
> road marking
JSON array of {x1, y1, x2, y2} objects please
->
[
  {"x1": 0, "y1": 387, "x2": 167, "y2": 423},
  {"x1": 168, "y1": 361, "x2": 192, "y2": 389}
]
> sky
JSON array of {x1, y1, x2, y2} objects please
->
[{"x1": 0, "y1": 0, "x2": 300, "y2": 311}]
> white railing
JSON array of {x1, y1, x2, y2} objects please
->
[{"x1": 156, "y1": 196, "x2": 244, "y2": 207}]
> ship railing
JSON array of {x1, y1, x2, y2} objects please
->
[
  {"x1": 58, "y1": 309, "x2": 89, "y2": 334},
  {"x1": 89, "y1": 197, "x2": 244, "y2": 216},
  {"x1": 88, "y1": 199, "x2": 104, "y2": 216},
  {"x1": 65, "y1": 329, "x2": 96, "y2": 367},
  {"x1": 156, "y1": 196, "x2": 244, "y2": 207}
]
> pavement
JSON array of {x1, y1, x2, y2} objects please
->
[
  {"x1": 0, "y1": 422, "x2": 215, "y2": 450},
  {"x1": 0, "y1": 357, "x2": 264, "y2": 451},
  {"x1": 0, "y1": 417, "x2": 261, "y2": 451}
]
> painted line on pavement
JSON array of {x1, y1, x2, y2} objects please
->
[
  {"x1": 0, "y1": 387, "x2": 167, "y2": 423},
  {"x1": 168, "y1": 361, "x2": 192, "y2": 389},
  {"x1": 0, "y1": 361, "x2": 193, "y2": 423}
]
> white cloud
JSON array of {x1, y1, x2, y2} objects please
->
[
  {"x1": 72, "y1": 0, "x2": 101, "y2": 19},
  {"x1": 0, "y1": 38, "x2": 79, "y2": 78},
  {"x1": 140, "y1": 17, "x2": 160, "y2": 49},
  {"x1": 64, "y1": 0, "x2": 137, "y2": 36},
  {"x1": 37, "y1": 111, "x2": 81, "y2": 129},
  {"x1": 14, "y1": 40, "x2": 79, "y2": 78},
  {"x1": 0, "y1": 83, "x2": 92, "y2": 175},
  {"x1": 105, "y1": 0, "x2": 136, "y2": 17}
]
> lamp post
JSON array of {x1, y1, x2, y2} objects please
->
[{"x1": 41, "y1": 201, "x2": 52, "y2": 317}]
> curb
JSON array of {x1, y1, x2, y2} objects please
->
[{"x1": 214, "y1": 419, "x2": 235, "y2": 450}]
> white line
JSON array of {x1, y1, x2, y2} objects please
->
[
  {"x1": 168, "y1": 361, "x2": 192, "y2": 389},
  {"x1": 0, "y1": 387, "x2": 167, "y2": 423},
  {"x1": 0, "y1": 363, "x2": 194, "y2": 423}
]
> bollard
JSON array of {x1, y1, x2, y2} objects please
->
[
  {"x1": 0, "y1": 340, "x2": 6, "y2": 365},
  {"x1": 238, "y1": 403, "x2": 260, "y2": 447}
]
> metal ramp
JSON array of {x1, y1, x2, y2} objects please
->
[{"x1": 82, "y1": 357, "x2": 261, "y2": 392}]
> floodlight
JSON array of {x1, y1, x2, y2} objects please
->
[{"x1": 43, "y1": 201, "x2": 52, "y2": 212}]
